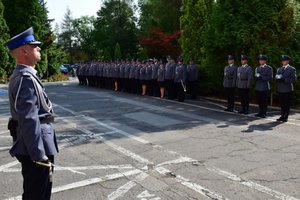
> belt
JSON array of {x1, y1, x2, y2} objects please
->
[
  {"x1": 240, "y1": 79, "x2": 248, "y2": 81},
  {"x1": 39, "y1": 116, "x2": 54, "y2": 124}
]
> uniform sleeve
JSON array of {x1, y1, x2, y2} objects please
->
[
  {"x1": 284, "y1": 68, "x2": 297, "y2": 83},
  {"x1": 232, "y1": 67, "x2": 237, "y2": 88},
  {"x1": 16, "y1": 76, "x2": 45, "y2": 161},
  {"x1": 247, "y1": 67, "x2": 253, "y2": 88}
]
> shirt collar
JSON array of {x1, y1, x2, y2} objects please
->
[
  {"x1": 283, "y1": 64, "x2": 290, "y2": 69},
  {"x1": 17, "y1": 64, "x2": 38, "y2": 76}
]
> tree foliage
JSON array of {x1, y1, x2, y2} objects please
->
[
  {"x1": 2, "y1": 0, "x2": 66, "y2": 80},
  {"x1": 93, "y1": 0, "x2": 137, "y2": 60},
  {"x1": 0, "y1": 0, "x2": 10, "y2": 81},
  {"x1": 180, "y1": 0, "x2": 300, "y2": 102},
  {"x1": 138, "y1": 0, "x2": 182, "y2": 58}
]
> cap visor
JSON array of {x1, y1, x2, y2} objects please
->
[{"x1": 27, "y1": 41, "x2": 42, "y2": 45}]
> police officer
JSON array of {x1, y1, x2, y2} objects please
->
[
  {"x1": 174, "y1": 56, "x2": 187, "y2": 102},
  {"x1": 5, "y1": 27, "x2": 58, "y2": 200},
  {"x1": 275, "y1": 55, "x2": 297, "y2": 122},
  {"x1": 165, "y1": 56, "x2": 176, "y2": 100},
  {"x1": 157, "y1": 61, "x2": 166, "y2": 98},
  {"x1": 151, "y1": 58, "x2": 160, "y2": 97},
  {"x1": 223, "y1": 55, "x2": 237, "y2": 112},
  {"x1": 254, "y1": 55, "x2": 273, "y2": 118},
  {"x1": 237, "y1": 55, "x2": 253, "y2": 114},
  {"x1": 186, "y1": 58, "x2": 199, "y2": 100}
]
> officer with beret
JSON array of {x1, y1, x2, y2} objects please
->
[
  {"x1": 254, "y1": 55, "x2": 273, "y2": 118},
  {"x1": 275, "y1": 55, "x2": 297, "y2": 122},
  {"x1": 223, "y1": 55, "x2": 237, "y2": 112},
  {"x1": 174, "y1": 56, "x2": 187, "y2": 102},
  {"x1": 5, "y1": 27, "x2": 58, "y2": 200},
  {"x1": 237, "y1": 55, "x2": 253, "y2": 114}
]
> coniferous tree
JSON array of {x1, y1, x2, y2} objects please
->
[{"x1": 3, "y1": 0, "x2": 66, "y2": 79}]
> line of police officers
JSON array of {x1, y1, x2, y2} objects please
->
[
  {"x1": 223, "y1": 54, "x2": 297, "y2": 122},
  {"x1": 77, "y1": 56, "x2": 199, "y2": 102}
]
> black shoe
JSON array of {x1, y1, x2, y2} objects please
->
[
  {"x1": 255, "y1": 113, "x2": 262, "y2": 117},
  {"x1": 238, "y1": 110, "x2": 245, "y2": 114},
  {"x1": 276, "y1": 116, "x2": 284, "y2": 122},
  {"x1": 244, "y1": 111, "x2": 249, "y2": 115}
]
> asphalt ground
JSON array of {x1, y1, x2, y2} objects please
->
[{"x1": 0, "y1": 82, "x2": 299, "y2": 200}]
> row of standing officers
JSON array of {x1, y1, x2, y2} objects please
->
[
  {"x1": 77, "y1": 53, "x2": 297, "y2": 123},
  {"x1": 77, "y1": 56, "x2": 199, "y2": 102},
  {"x1": 223, "y1": 54, "x2": 297, "y2": 122}
]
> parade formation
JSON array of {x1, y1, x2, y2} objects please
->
[{"x1": 77, "y1": 54, "x2": 297, "y2": 122}]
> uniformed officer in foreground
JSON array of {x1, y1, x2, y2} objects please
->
[
  {"x1": 237, "y1": 55, "x2": 253, "y2": 114},
  {"x1": 223, "y1": 55, "x2": 237, "y2": 112},
  {"x1": 254, "y1": 55, "x2": 273, "y2": 118},
  {"x1": 5, "y1": 27, "x2": 58, "y2": 200},
  {"x1": 275, "y1": 55, "x2": 297, "y2": 122}
]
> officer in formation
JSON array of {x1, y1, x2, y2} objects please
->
[
  {"x1": 237, "y1": 55, "x2": 253, "y2": 114},
  {"x1": 186, "y1": 58, "x2": 199, "y2": 100},
  {"x1": 223, "y1": 55, "x2": 237, "y2": 112},
  {"x1": 77, "y1": 56, "x2": 199, "y2": 101},
  {"x1": 5, "y1": 27, "x2": 58, "y2": 200},
  {"x1": 254, "y1": 55, "x2": 273, "y2": 118},
  {"x1": 174, "y1": 56, "x2": 187, "y2": 102},
  {"x1": 223, "y1": 54, "x2": 297, "y2": 122},
  {"x1": 275, "y1": 55, "x2": 297, "y2": 122}
]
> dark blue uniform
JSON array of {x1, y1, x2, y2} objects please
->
[{"x1": 275, "y1": 55, "x2": 297, "y2": 122}]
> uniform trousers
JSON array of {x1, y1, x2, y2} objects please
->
[
  {"x1": 16, "y1": 155, "x2": 54, "y2": 200},
  {"x1": 279, "y1": 92, "x2": 292, "y2": 118},
  {"x1": 238, "y1": 88, "x2": 250, "y2": 112},
  {"x1": 175, "y1": 82, "x2": 186, "y2": 102},
  {"x1": 187, "y1": 81, "x2": 198, "y2": 99},
  {"x1": 256, "y1": 90, "x2": 269, "y2": 115},
  {"x1": 224, "y1": 87, "x2": 235, "y2": 110},
  {"x1": 166, "y1": 79, "x2": 175, "y2": 100}
]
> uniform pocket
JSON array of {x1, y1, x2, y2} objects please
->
[{"x1": 41, "y1": 123, "x2": 53, "y2": 135}]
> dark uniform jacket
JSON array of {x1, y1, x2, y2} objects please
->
[
  {"x1": 276, "y1": 65, "x2": 297, "y2": 93},
  {"x1": 187, "y1": 64, "x2": 199, "y2": 82},
  {"x1": 237, "y1": 65, "x2": 253, "y2": 89},
  {"x1": 174, "y1": 64, "x2": 187, "y2": 83},
  {"x1": 8, "y1": 65, "x2": 58, "y2": 161},
  {"x1": 255, "y1": 65, "x2": 273, "y2": 91},
  {"x1": 223, "y1": 64, "x2": 237, "y2": 88}
]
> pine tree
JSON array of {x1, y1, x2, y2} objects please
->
[{"x1": 180, "y1": 0, "x2": 213, "y2": 62}]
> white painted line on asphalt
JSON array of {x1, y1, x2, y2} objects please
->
[
  {"x1": 0, "y1": 146, "x2": 10, "y2": 151},
  {"x1": 5, "y1": 169, "x2": 143, "y2": 200},
  {"x1": 155, "y1": 166, "x2": 229, "y2": 200},
  {"x1": 0, "y1": 161, "x2": 19, "y2": 172},
  {"x1": 84, "y1": 115, "x2": 150, "y2": 144},
  {"x1": 0, "y1": 135, "x2": 10, "y2": 138},
  {"x1": 59, "y1": 116, "x2": 152, "y2": 165},
  {"x1": 156, "y1": 157, "x2": 197, "y2": 167},
  {"x1": 107, "y1": 172, "x2": 149, "y2": 200},
  {"x1": 206, "y1": 166, "x2": 299, "y2": 200},
  {"x1": 53, "y1": 103, "x2": 299, "y2": 200},
  {"x1": 2, "y1": 164, "x2": 134, "y2": 173},
  {"x1": 54, "y1": 105, "x2": 229, "y2": 199},
  {"x1": 52, "y1": 169, "x2": 142, "y2": 193}
]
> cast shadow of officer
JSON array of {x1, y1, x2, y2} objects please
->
[{"x1": 241, "y1": 121, "x2": 281, "y2": 133}]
